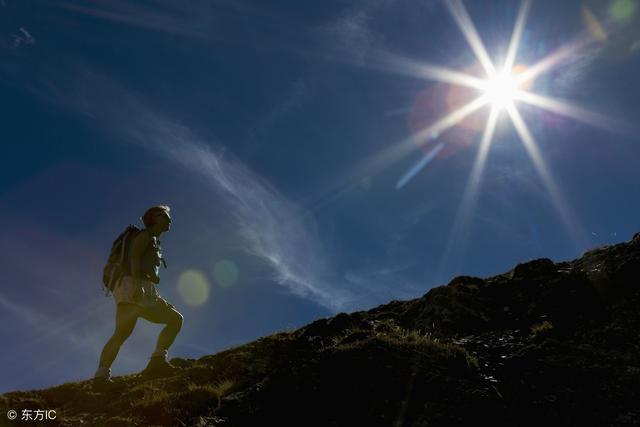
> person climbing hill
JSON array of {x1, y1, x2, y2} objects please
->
[{"x1": 93, "y1": 205, "x2": 183, "y2": 387}]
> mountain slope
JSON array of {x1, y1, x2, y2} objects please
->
[{"x1": 3, "y1": 233, "x2": 640, "y2": 426}]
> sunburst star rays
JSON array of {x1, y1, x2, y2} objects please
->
[
  {"x1": 299, "y1": 0, "x2": 626, "y2": 261},
  {"x1": 435, "y1": 0, "x2": 595, "y2": 273},
  {"x1": 379, "y1": 0, "x2": 629, "y2": 275}
]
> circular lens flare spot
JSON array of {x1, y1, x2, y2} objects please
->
[
  {"x1": 609, "y1": 0, "x2": 637, "y2": 22},
  {"x1": 212, "y1": 260, "x2": 239, "y2": 288},
  {"x1": 177, "y1": 269, "x2": 210, "y2": 306}
]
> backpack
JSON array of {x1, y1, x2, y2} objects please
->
[{"x1": 102, "y1": 225, "x2": 141, "y2": 297}]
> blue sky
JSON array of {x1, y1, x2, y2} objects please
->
[{"x1": 1, "y1": 0, "x2": 639, "y2": 392}]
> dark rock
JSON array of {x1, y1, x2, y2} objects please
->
[{"x1": 510, "y1": 258, "x2": 557, "y2": 279}]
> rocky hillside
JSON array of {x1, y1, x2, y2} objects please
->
[{"x1": 3, "y1": 233, "x2": 640, "y2": 426}]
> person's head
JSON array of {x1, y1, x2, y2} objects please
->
[{"x1": 141, "y1": 205, "x2": 172, "y2": 234}]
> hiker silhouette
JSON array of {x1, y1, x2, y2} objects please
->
[{"x1": 94, "y1": 205, "x2": 183, "y2": 385}]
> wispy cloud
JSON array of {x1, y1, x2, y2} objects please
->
[
  {"x1": 0, "y1": 214, "x2": 121, "y2": 389},
  {"x1": 47, "y1": 69, "x2": 353, "y2": 311},
  {"x1": 0, "y1": 216, "x2": 105, "y2": 338},
  {"x1": 58, "y1": 0, "x2": 290, "y2": 48},
  {"x1": 554, "y1": 5, "x2": 640, "y2": 89},
  {"x1": 318, "y1": 0, "x2": 394, "y2": 64},
  {"x1": 11, "y1": 27, "x2": 35, "y2": 48},
  {"x1": 552, "y1": 43, "x2": 604, "y2": 90},
  {"x1": 343, "y1": 262, "x2": 424, "y2": 307},
  {"x1": 247, "y1": 78, "x2": 308, "y2": 142},
  {"x1": 323, "y1": 9, "x2": 376, "y2": 63},
  {"x1": 60, "y1": 0, "x2": 219, "y2": 40},
  {"x1": 0, "y1": 293, "x2": 43, "y2": 327}
]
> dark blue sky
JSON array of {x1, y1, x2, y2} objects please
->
[{"x1": 1, "y1": 0, "x2": 639, "y2": 392}]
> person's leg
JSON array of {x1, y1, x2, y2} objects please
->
[
  {"x1": 95, "y1": 303, "x2": 140, "y2": 377},
  {"x1": 138, "y1": 299, "x2": 183, "y2": 360}
]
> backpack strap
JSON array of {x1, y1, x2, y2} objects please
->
[{"x1": 119, "y1": 229, "x2": 129, "y2": 264}]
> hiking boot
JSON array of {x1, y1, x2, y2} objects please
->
[
  {"x1": 140, "y1": 356, "x2": 179, "y2": 378},
  {"x1": 92, "y1": 367, "x2": 116, "y2": 391}
]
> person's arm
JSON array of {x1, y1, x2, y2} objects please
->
[{"x1": 129, "y1": 230, "x2": 151, "y2": 284}]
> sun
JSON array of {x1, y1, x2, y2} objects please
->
[{"x1": 482, "y1": 69, "x2": 520, "y2": 110}]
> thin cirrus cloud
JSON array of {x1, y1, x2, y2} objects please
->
[
  {"x1": 11, "y1": 27, "x2": 36, "y2": 48},
  {"x1": 316, "y1": 0, "x2": 394, "y2": 64},
  {"x1": 57, "y1": 0, "x2": 300, "y2": 50},
  {"x1": 247, "y1": 78, "x2": 309, "y2": 142},
  {"x1": 344, "y1": 262, "x2": 423, "y2": 304},
  {"x1": 59, "y1": 0, "x2": 225, "y2": 41},
  {"x1": 0, "y1": 213, "x2": 121, "y2": 390},
  {"x1": 50, "y1": 69, "x2": 354, "y2": 312}
]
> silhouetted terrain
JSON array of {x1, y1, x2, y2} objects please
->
[{"x1": 3, "y1": 233, "x2": 640, "y2": 426}]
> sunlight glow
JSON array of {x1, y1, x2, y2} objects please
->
[{"x1": 482, "y1": 70, "x2": 520, "y2": 109}]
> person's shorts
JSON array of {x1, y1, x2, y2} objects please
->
[{"x1": 112, "y1": 276, "x2": 176, "y2": 313}]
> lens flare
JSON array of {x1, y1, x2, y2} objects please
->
[
  {"x1": 582, "y1": 6, "x2": 607, "y2": 41},
  {"x1": 609, "y1": 0, "x2": 637, "y2": 23},
  {"x1": 177, "y1": 269, "x2": 210, "y2": 306},
  {"x1": 212, "y1": 259, "x2": 239, "y2": 288}
]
